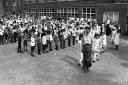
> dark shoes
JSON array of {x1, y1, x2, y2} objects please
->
[
  {"x1": 97, "y1": 58, "x2": 99, "y2": 61},
  {"x1": 78, "y1": 63, "x2": 81, "y2": 66},
  {"x1": 31, "y1": 53, "x2": 36, "y2": 57},
  {"x1": 38, "y1": 53, "x2": 41, "y2": 55},
  {"x1": 92, "y1": 60, "x2": 96, "y2": 63}
]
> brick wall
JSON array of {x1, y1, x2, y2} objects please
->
[
  {"x1": 81, "y1": 0, "x2": 114, "y2": 3},
  {"x1": 0, "y1": 0, "x2": 5, "y2": 15}
]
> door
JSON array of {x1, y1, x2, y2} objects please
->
[{"x1": 103, "y1": 12, "x2": 119, "y2": 24}]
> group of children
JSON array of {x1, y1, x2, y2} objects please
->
[
  {"x1": 77, "y1": 22, "x2": 121, "y2": 72},
  {"x1": 78, "y1": 24, "x2": 107, "y2": 68},
  {"x1": 0, "y1": 14, "x2": 121, "y2": 72},
  {"x1": 91, "y1": 32, "x2": 107, "y2": 62}
]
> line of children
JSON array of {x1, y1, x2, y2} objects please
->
[
  {"x1": 77, "y1": 22, "x2": 108, "y2": 72},
  {"x1": 0, "y1": 15, "x2": 107, "y2": 66}
]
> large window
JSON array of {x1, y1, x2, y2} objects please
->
[
  {"x1": 26, "y1": 9, "x2": 31, "y2": 15},
  {"x1": 47, "y1": 0, "x2": 54, "y2": 2},
  {"x1": 39, "y1": 0, "x2": 44, "y2": 3},
  {"x1": 67, "y1": 8, "x2": 79, "y2": 18},
  {"x1": 39, "y1": 8, "x2": 54, "y2": 17},
  {"x1": 57, "y1": 0, "x2": 77, "y2": 1},
  {"x1": 25, "y1": 8, "x2": 37, "y2": 17},
  {"x1": 57, "y1": 8, "x2": 79, "y2": 18},
  {"x1": 47, "y1": 8, "x2": 54, "y2": 17},
  {"x1": 82, "y1": 8, "x2": 96, "y2": 19},
  {"x1": 31, "y1": 9, "x2": 37, "y2": 17},
  {"x1": 39, "y1": 9, "x2": 46, "y2": 16},
  {"x1": 25, "y1": 0, "x2": 36, "y2": 4},
  {"x1": 57, "y1": 8, "x2": 67, "y2": 18}
]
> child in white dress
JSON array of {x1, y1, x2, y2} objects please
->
[
  {"x1": 92, "y1": 33, "x2": 102, "y2": 62},
  {"x1": 111, "y1": 26, "x2": 116, "y2": 44},
  {"x1": 101, "y1": 32, "x2": 107, "y2": 52},
  {"x1": 114, "y1": 28, "x2": 120, "y2": 50},
  {"x1": 78, "y1": 28, "x2": 84, "y2": 66},
  {"x1": 31, "y1": 34, "x2": 36, "y2": 56},
  {"x1": 42, "y1": 33, "x2": 47, "y2": 53}
]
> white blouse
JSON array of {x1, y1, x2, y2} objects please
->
[
  {"x1": 83, "y1": 34, "x2": 92, "y2": 44},
  {"x1": 92, "y1": 38, "x2": 101, "y2": 52},
  {"x1": 42, "y1": 36, "x2": 47, "y2": 45},
  {"x1": 31, "y1": 37, "x2": 35, "y2": 46}
]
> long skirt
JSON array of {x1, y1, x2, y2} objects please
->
[
  {"x1": 106, "y1": 25, "x2": 111, "y2": 36},
  {"x1": 82, "y1": 44, "x2": 92, "y2": 69}
]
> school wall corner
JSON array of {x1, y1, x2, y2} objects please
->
[{"x1": 96, "y1": 4, "x2": 127, "y2": 35}]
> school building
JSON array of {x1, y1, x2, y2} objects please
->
[{"x1": 2, "y1": 0, "x2": 128, "y2": 34}]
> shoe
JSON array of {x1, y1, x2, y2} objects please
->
[
  {"x1": 20, "y1": 51, "x2": 23, "y2": 53},
  {"x1": 56, "y1": 48, "x2": 59, "y2": 50},
  {"x1": 63, "y1": 47, "x2": 66, "y2": 48},
  {"x1": 46, "y1": 51, "x2": 49, "y2": 53},
  {"x1": 32, "y1": 54, "x2": 36, "y2": 57},
  {"x1": 86, "y1": 68, "x2": 90, "y2": 72},
  {"x1": 97, "y1": 59, "x2": 99, "y2": 61},
  {"x1": 92, "y1": 60, "x2": 96, "y2": 63},
  {"x1": 78, "y1": 63, "x2": 81, "y2": 66},
  {"x1": 38, "y1": 53, "x2": 41, "y2": 55}
]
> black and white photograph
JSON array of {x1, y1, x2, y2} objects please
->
[{"x1": 0, "y1": 0, "x2": 128, "y2": 85}]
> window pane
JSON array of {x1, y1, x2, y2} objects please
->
[{"x1": 87, "y1": 8, "x2": 90, "y2": 13}]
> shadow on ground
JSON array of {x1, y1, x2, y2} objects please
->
[
  {"x1": 61, "y1": 55, "x2": 121, "y2": 85},
  {"x1": 107, "y1": 39, "x2": 128, "y2": 62},
  {"x1": 121, "y1": 63, "x2": 128, "y2": 68},
  {"x1": 61, "y1": 55, "x2": 86, "y2": 73}
]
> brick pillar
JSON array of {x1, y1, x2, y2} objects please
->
[
  {"x1": 54, "y1": 8, "x2": 57, "y2": 18},
  {"x1": 0, "y1": 0, "x2": 5, "y2": 15},
  {"x1": 79, "y1": 7, "x2": 82, "y2": 18},
  {"x1": 37, "y1": 8, "x2": 39, "y2": 18},
  {"x1": 119, "y1": 8, "x2": 127, "y2": 34}
]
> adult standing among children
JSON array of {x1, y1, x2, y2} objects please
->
[
  {"x1": 67, "y1": 27, "x2": 72, "y2": 47},
  {"x1": 106, "y1": 18, "x2": 112, "y2": 36},
  {"x1": 23, "y1": 29, "x2": 28, "y2": 52},
  {"x1": 72, "y1": 28, "x2": 76, "y2": 46},
  {"x1": 17, "y1": 32, "x2": 23, "y2": 53},
  {"x1": 81, "y1": 26, "x2": 93, "y2": 72},
  {"x1": 59, "y1": 29, "x2": 64, "y2": 49},
  {"x1": 37, "y1": 33, "x2": 42, "y2": 55},
  {"x1": 13, "y1": 24, "x2": 18, "y2": 43},
  {"x1": 4, "y1": 26, "x2": 9, "y2": 44},
  {"x1": 54, "y1": 28, "x2": 59, "y2": 50}
]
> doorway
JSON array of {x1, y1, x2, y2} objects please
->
[{"x1": 103, "y1": 12, "x2": 119, "y2": 24}]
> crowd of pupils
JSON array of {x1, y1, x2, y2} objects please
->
[{"x1": 0, "y1": 14, "x2": 121, "y2": 71}]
